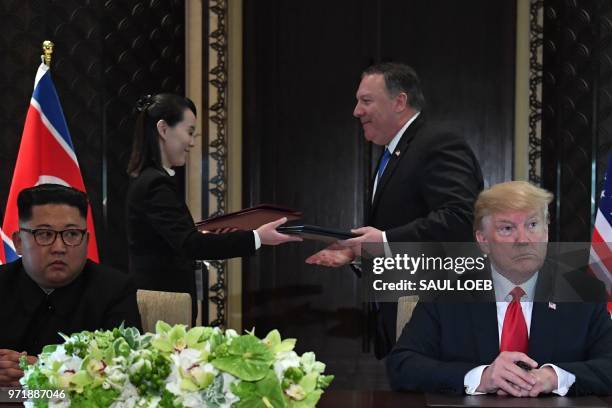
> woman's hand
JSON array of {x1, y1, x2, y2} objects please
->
[{"x1": 256, "y1": 217, "x2": 303, "y2": 246}]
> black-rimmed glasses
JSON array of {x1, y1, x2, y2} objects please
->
[{"x1": 20, "y1": 228, "x2": 87, "y2": 246}]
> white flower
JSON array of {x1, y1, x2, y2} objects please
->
[
  {"x1": 175, "y1": 348, "x2": 202, "y2": 371},
  {"x1": 224, "y1": 329, "x2": 238, "y2": 345},
  {"x1": 104, "y1": 362, "x2": 128, "y2": 388},
  {"x1": 48, "y1": 399, "x2": 71, "y2": 408},
  {"x1": 221, "y1": 373, "x2": 240, "y2": 406},
  {"x1": 110, "y1": 381, "x2": 140, "y2": 408},
  {"x1": 273, "y1": 351, "x2": 300, "y2": 381},
  {"x1": 181, "y1": 392, "x2": 204, "y2": 407}
]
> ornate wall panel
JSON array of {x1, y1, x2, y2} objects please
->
[
  {"x1": 541, "y1": 0, "x2": 612, "y2": 241},
  {"x1": 203, "y1": 0, "x2": 230, "y2": 328},
  {"x1": 529, "y1": 0, "x2": 544, "y2": 183}
]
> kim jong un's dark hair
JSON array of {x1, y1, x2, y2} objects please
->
[
  {"x1": 127, "y1": 93, "x2": 197, "y2": 177},
  {"x1": 17, "y1": 184, "x2": 88, "y2": 222}
]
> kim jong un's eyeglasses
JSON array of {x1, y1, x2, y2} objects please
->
[{"x1": 20, "y1": 228, "x2": 87, "y2": 246}]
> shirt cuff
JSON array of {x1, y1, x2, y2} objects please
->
[
  {"x1": 381, "y1": 231, "x2": 393, "y2": 258},
  {"x1": 253, "y1": 231, "x2": 261, "y2": 250},
  {"x1": 541, "y1": 364, "x2": 575, "y2": 396},
  {"x1": 464, "y1": 365, "x2": 488, "y2": 395}
]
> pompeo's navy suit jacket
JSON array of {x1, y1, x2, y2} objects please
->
[{"x1": 367, "y1": 113, "x2": 483, "y2": 358}]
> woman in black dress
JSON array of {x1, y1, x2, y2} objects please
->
[{"x1": 125, "y1": 94, "x2": 299, "y2": 321}]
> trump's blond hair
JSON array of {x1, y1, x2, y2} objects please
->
[{"x1": 474, "y1": 181, "x2": 553, "y2": 231}]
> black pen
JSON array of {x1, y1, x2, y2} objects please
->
[{"x1": 515, "y1": 361, "x2": 532, "y2": 371}]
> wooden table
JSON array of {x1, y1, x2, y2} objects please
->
[
  {"x1": 2, "y1": 389, "x2": 611, "y2": 407},
  {"x1": 318, "y1": 390, "x2": 612, "y2": 407}
]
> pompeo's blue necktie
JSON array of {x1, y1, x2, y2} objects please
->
[{"x1": 377, "y1": 148, "x2": 392, "y2": 180}]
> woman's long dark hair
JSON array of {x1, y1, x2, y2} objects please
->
[{"x1": 127, "y1": 93, "x2": 197, "y2": 177}]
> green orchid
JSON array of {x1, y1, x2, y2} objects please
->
[
  {"x1": 262, "y1": 330, "x2": 296, "y2": 354},
  {"x1": 299, "y1": 353, "x2": 325, "y2": 375},
  {"x1": 152, "y1": 321, "x2": 209, "y2": 356}
]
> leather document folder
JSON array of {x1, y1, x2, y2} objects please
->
[
  {"x1": 196, "y1": 204, "x2": 302, "y2": 231},
  {"x1": 276, "y1": 225, "x2": 357, "y2": 243}
]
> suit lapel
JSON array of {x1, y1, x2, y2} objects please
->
[
  {"x1": 528, "y1": 302, "x2": 556, "y2": 364},
  {"x1": 469, "y1": 301, "x2": 500, "y2": 363},
  {"x1": 529, "y1": 262, "x2": 556, "y2": 362},
  {"x1": 369, "y1": 114, "x2": 424, "y2": 218}
]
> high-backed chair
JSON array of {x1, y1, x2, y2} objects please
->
[
  {"x1": 136, "y1": 290, "x2": 192, "y2": 333},
  {"x1": 396, "y1": 295, "x2": 419, "y2": 340}
]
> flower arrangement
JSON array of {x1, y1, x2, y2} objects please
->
[{"x1": 20, "y1": 322, "x2": 333, "y2": 407}]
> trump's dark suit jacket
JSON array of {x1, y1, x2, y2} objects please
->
[
  {"x1": 368, "y1": 114, "x2": 483, "y2": 358},
  {"x1": 0, "y1": 259, "x2": 142, "y2": 355},
  {"x1": 386, "y1": 266, "x2": 612, "y2": 396},
  {"x1": 126, "y1": 166, "x2": 256, "y2": 318}
]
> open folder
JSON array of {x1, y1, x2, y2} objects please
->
[
  {"x1": 196, "y1": 204, "x2": 302, "y2": 231},
  {"x1": 276, "y1": 225, "x2": 357, "y2": 243}
]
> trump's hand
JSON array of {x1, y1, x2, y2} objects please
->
[
  {"x1": 305, "y1": 243, "x2": 356, "y2": 267},
  {"x1": 527, "y1": 367, "x2": 558, "y2": 397},
  {"x1": 477, "y1": 352, "x2": 538, "y2": 397},
  {"x1": 0, "y1": 349, "x2": 36, "y2": 386},
  {"x1": 256, "y1": 217, "x2": 303, "y2": 246}
]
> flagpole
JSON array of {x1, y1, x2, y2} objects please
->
[{"x1": 42, "y1": 40, "x2": 54, "y2": 67}]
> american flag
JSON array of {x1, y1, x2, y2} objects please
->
[
  {"x1": 589, "y1": 154, "x2": 612, "y2": 313},
  {"x1": 1, "y1": 62, "x2": 99, "y2": 264}
]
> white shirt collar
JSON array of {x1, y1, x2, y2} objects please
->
[
  {"x1": 386, "y1": 111, "x2": 420, "y2": 153},
  {"x1": 163, "y1": 166, "x2": 175, "y2": 176},
  {"x1": 491, "y1": 264, "x2": 538, "y2": 302}
]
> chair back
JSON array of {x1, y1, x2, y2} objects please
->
[
  {"x1": 396, "y1": 295, "x2": 419, "y2": 340},
  {"x1": 136, "y1": 290, "x2": 192, "y2": 333}
]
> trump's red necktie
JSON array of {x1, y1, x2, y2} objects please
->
[{"x1": 500, "y1": 287, "x2": 528, "y2": 353}]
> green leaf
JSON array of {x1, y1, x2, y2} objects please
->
[
  {"x1": 211, "y1": 335, "x2": 274, "y2": 381},
  {"x1": 212, "y1": 356, "x2": 270, "y2": 382},
  {"x1": 41, "y1": 344, "x2": 58, "y2": 354},
  {"x1": 317, "y1": 375, "x2": 334, "y2": 390},
  {"x1": 70, "y1": 386, "x2": 120, "y2": 408},
  {"x1": 232, "y1": 371, "x2": 287, "y2": 408}
]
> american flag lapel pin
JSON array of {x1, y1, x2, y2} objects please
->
[{"x1": 548, "y1": 301, "x2": 556, "y2": 310}]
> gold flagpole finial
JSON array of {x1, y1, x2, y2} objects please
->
[{"x1": 42, "y1": 40, "x2": 54, "y2": 67}]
